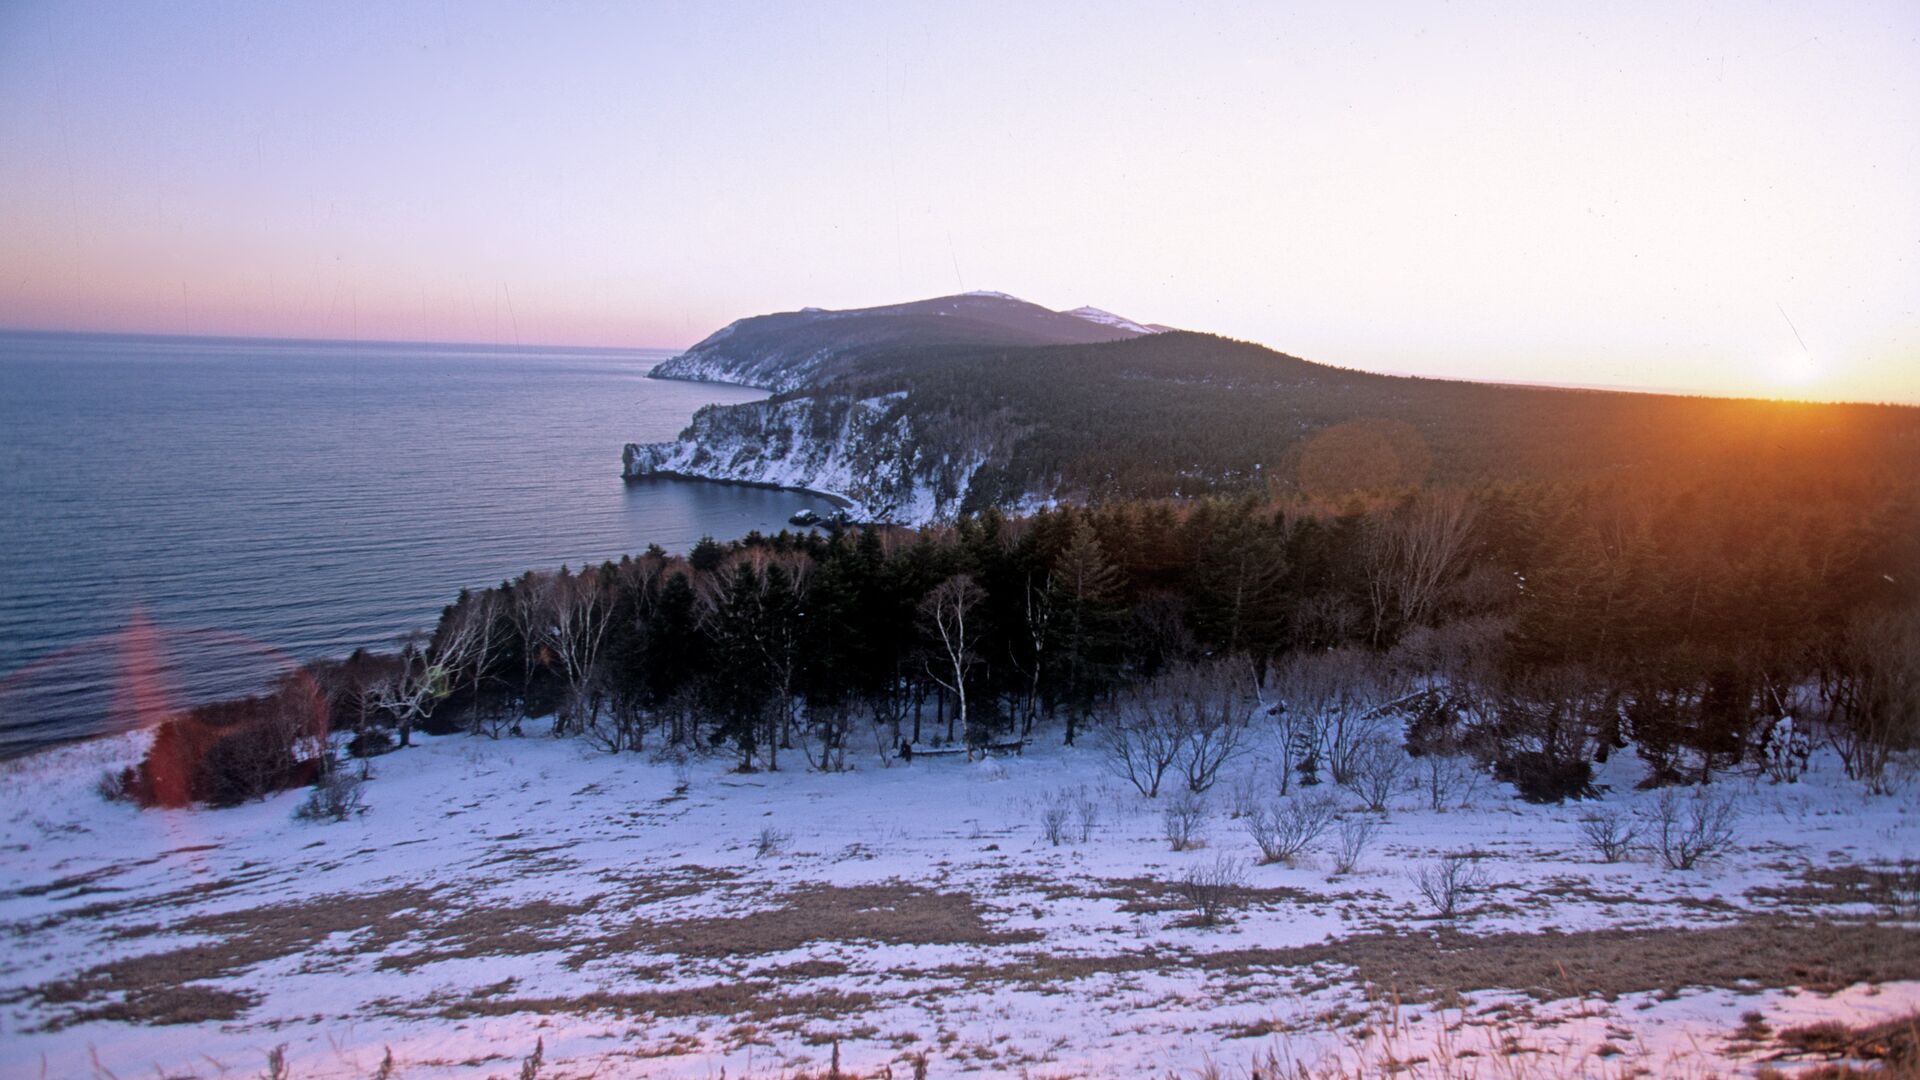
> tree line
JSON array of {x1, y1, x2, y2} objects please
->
[{"x1": 109, "y1": 467, "x2": 1915, "y2": 810}]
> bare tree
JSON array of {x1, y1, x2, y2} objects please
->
[
  {"x1": 1824, "y1": 607, "x2": 1920, "y2": 795},
  {"x1": 1105, "y1": 678, "x2": 1187, "y2": 798},
  {"x1": 1175, "y1": 658, "x2": 1255, "y2": 794},
  {"x1": 370, "y1": 631, "x2": 448, "y2": 748},
  {"x1": 1271, "y1": 648, "x2": 1403, "y2": 786},
  {"x1": 541, "y1": 569, "x2": 615, "y2": 737},
  {"x1": 1018, "y1": 571, "x2": 1054, "y2": 736},
  {"x1": 505, "y1": 571, "x2": 556, "y2": 718},
  {"x1": 436, "y1": 591, "x2": 507, "y2": 736},
  {"x1": 920, "y1": 574, "x2": 986, "y2": 756},
  {"x1": 1363, "y1": 491, "x2": 1479, "y2": 645}
]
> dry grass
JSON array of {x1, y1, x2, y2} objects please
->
[
  {"x1": 910, "y1": 919, "x2": 1920, "y2": 1004},
  {"x1": 571, "y1": 881, "x2": 1038, "y2": 965},
  {"x1": 1751, "y1": 863, "x2": 1920, "y2": 915},
  {"x1": 26, "y1": 885, "x2": 600, "y2": 1025},
  {"x1": 1207, "y1": 918, "x2": 1920, "y2": 1003},
  {"x1": 436, "y1": 983, "x2": 875, "y2": 1025},
  {"x1": 1765, "y1": 1012, "x2": 1920, "y2": 1078}
]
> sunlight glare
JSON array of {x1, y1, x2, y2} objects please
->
[{"x1": 1772, "y1": 352, "x2": 1822, "y2": 387}]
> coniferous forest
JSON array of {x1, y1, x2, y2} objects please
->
[{"x1": 121, "y1": 457, "x2": 1920, "y2": 808}]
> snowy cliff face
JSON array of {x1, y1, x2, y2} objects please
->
[
  {"x1": 623, "y1": 392, "x2": 1012, "y2": 524},
  {"x1": 632, "y1": 292, "x2": 1154, "y2": 520}
]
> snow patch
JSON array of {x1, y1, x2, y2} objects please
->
[{"x1": 1063, "y1": 305, "x2": 1160, "y2": 335}]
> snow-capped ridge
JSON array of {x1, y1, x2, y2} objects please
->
[{"x1": 1064, "y1": 306, "x2": 1162, "y2": 336}]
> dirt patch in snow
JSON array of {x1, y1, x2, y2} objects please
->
[
  {"x1": 1748, "y1": 862, "x2": 1920, "y2": 916},
  {"x1": 570, "y1": 881, "x2": 1038, "y2": 964},
  {"x1": 23, "y1": 885, "x2": 600, "y2": 1026},
  {"x1": 907, "y1": 919, "x2": 1920, "y2": 1004},
  {"x1": 435, "y1": 983, "x2": 876, "y2": 1026}
]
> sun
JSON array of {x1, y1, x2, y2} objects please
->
[{"x1": 1771, "y1": 352, "x2": 1822, "y2": 387}]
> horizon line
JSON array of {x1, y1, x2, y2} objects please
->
[{"x1": 3, "y1": 322, "x2": 1910, "y2": 410}]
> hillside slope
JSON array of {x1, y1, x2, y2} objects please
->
[
  {"x1": 648, "y1": 291, "x2": 1141, "y2": 392},
  {"x1": 631, "y1": 310, "x2": 1920, "y2": 525}
]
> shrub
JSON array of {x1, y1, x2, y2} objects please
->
[
  {"x1": 1494, "y1": 751, "x2": 1595, "y2": 804},
  {"x1": 1578, "y1": 806, "x2": 1637, "y2": 862},
  {"x1": 1333, "y1": 816, "x2": 1379, "y2": 875},
  {"x1": 753, "y1": 826, "x2": 792, "y2": 859},
  {"x1": 1341, "y1": 735, "x2": 1407, "y2": 813},
  {"x1": 96, "y1": 768, "x2": 133, "y2": 803},
  {"x1": 1411, "y1": 852, "x2": 1488, "y2": 919},
  {"x1": 1074, "y1": 791, "x2": 1100, "y2": 843},
  {"x1": 1177, "y1": 856, "x2": 1247, "y2": 927},
  {"x1": 120, "y1": 679, "x2": 326, "y2": 809},
  {"x1": 1759, "y1": 716, "x2": 1811, "y2": 785},
  {"x1": 1243, "y1": 791, "x2": 1340, "y2": 865},
  {"x1": 1163, "y1": 791, "x2": 1208, "y2": 851},
  {"x1": 1883, "y1": 862, "x2": 1920, "y2": 920},
  {"x1": 294, "y1": 761, "x2": 366, "y2": 823},
  {"x1": 1646, "y1": 787, "x2": 1740, "y2": 870},
  {"x1": 1421, "y1": 754, "x2": 1479, "y2": 812},
  {"x1": 346, "y1": 727, "x2": 395, "y2": 758},
  {"x1": 1038, "y1": 796, "x2": 1071, "y2": 846}
]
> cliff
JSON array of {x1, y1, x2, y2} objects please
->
[{"x1": 623, "y1": 390, "x2": 1032, "y2": 524}]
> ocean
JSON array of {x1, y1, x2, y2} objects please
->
[{"x1": 0, "y1": 331, "x2": 838, "y2": 756}]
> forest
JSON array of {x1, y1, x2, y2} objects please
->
[
  {"x1": 732, "y1": 330, "x2": 1920, "y2": 514},
  {"x1": 112, "y1": 455, "x2": 1920, "y2": 814}
]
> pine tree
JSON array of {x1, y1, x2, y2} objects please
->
[{"x1": 1053, "y1": 518, "x2": 1124, "y2": 745}]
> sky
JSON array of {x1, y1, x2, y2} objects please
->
[{"x1": 1, "y1": 1, "x2": 1916, "y2": 403}]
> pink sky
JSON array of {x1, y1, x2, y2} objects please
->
[{"x1": 2, "y1": 2, "x2": 1916, "y2": 403}]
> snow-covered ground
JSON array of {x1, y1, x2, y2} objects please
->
[{"x1": 2, "y1": 728, "x2": 1915, "y2": 1078}]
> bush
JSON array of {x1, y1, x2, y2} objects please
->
[
  {"x1": 1244, "y1": 791, "x2": 1339, "y2": 865},
  {"x1": 1341, "y1": 736, "x2": 1407, "y2": 814},
  {"x1": 347, "y1": 727, "x2": 396, "y2": 758},
  {"x1": 96, "y1": 768, "x2": 133, "y2": 803},
  {"x1": 1038, "y1": 796, "x2": 1071, "y2": 846},
  {"x1": 120, "y1": 679, "x2": 326, "y2": 809},
  {"x1": 1494, "y1": 751, "x2": 1595, "y2": 804},
  {"x1": 1074, "y1": 791, "x2": 1101, "y2": 843},
  {"x1": 1578, "y1": 806, "x2": 1637, "y2": 862},
  {"x1": 1420, "y1": 754, "x2": 1479, "y2": 812},
  {"x1": 1333, "y1": 816, "x2": 1379, "y2": 875},
  {"x1": 753, "y1": 825, "x2": 792, "y2": 859},
  {"x1": 1411, "y1": 852, "x2": 1488, "y2": 919},
  {"x1": 1645, "y1": 787, "x2": 1740, "y2": 870},
  {"x1": 1760, "y1": 716, "x2": 1811, "y2": 784},
  {"x1": 1163, "y1": 792, "x2": 1208, "y2": 851},
  {"x1": 294, "y1": 762, "x2": 366, "y2": 823},
  {"x1": 1177, "y1": 856, "x2": 1247, "y2": 927}
]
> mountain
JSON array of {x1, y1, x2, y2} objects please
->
[
  {"x1": 1063, "y1": 306, "x2": 1163, "y2": 336},
  {"x1": 647, "y1": 291, "x2": 1143, "y2": 392},
  {"x1": 628, "y1": 298, "x2": 1920, "y2": 525}
]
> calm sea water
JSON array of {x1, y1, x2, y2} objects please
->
[{"x1": 0, "y1": 331, "x2": 837, "y2": 756}]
